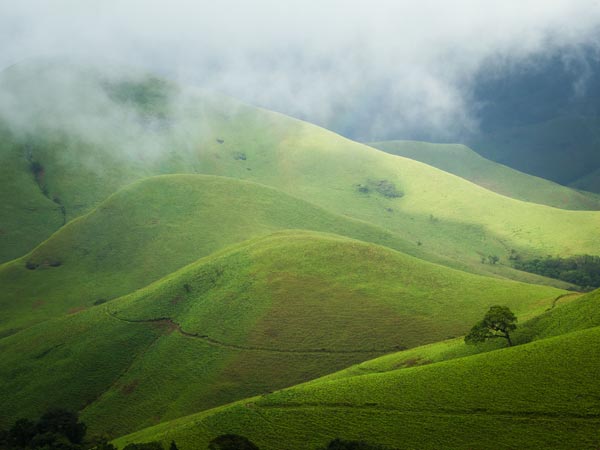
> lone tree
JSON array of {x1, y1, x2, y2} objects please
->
[{"x1": 465, "y1": 305, "x2": 517, "y2": 347}]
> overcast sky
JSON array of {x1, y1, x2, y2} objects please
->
[{"x1": 1, "y1": 0, "x2": 600, "y2": 140}]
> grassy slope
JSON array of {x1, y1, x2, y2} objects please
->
[
  {"x1": 1, "y1": 174, "x2": 453, "y2": 335},
  {"x1": 0, "y1": 62, "x2": 180, "y2": 262},
  {"x1": 0, "y1": 123, "x2": 65, "y2": 261},
  {"x1": 0, "y1": 231, "x2": 562, "y2": 436},
  {"x1": 571, "y1": 167, "x2": 600, "y2": 194},
  {"x1": 467, "y1": 115, "x2": 600, "y2": 186},
  {"x1": 370, "y1": 140, "x2": 600, "y2": 210},
  {"x1": 312, "y1": 289, "x2": 599, "y2": 384},
  {"x1": 192, "y1": 107, "x2": 600, "y2": 271},
  {"x1": 116, "y1": 325, "x2": 600, "y2": 450},
  {"x1": 2, "y1": 65, "x2": 600, "y2": 286}
]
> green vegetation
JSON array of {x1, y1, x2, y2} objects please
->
[
  {"x1": 0, "y1": 409, "x2": 105, "y2": 450},
  {"x1": 116, "y1": 325, "x2": 600, "y2": 449},
  {"x1": 208, "y1": 434, "x2": 258, "y2": 450},
  {"x1": 513, "y1": 254, "x2": 600, "y2": 289},
  {"x1": 370, "y1": 140, "x2": 600, "y2": 210},
  {"x1": 3, "y1": 62, "x2": 600, "y2": 450},
  {"x1": 465, "y1": 305, "x2": 517, "y2": 346},
  {"x1": 102, "y1": 75, "x2": 177, "y2": 121},
  {"x1": 0, "y1": 174, "x2": 459, "y2": 334},
  {"x1": 468, "y1": 116, "x2": 600, "y2": 187},
  {"x1": 308, "y1": 288, "x2": 598, "y2": 384},
  {"x1": 0, "y1": 231, "x2": 562, "y2": 436},
  {"x1": 0, "y1": 408, "x2": 177, "y2": 450},
  {"x1": 571, "y1": 167, "x2": 600, "y2": 194},
  {"x1": 2, "y1": 62, "x2": 600, "y2": 293},
  {"x1": 355, "y1": 180, "x2": 403, "y2": 198},
  {"x1": 319, "y1": 439, "x2": 395, "y2": 450}
]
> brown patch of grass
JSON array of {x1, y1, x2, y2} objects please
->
[
  {"x1": 400, "y1": 357, "x2": 433, "y2": 368},
  {"x1": 245, "y1": 272, "x2": 433, "y2": 352},
  {"x1": 121, "y1": 379, "x2": 140, "y2": 395},
  {"x1": 32, "y1": 299, "x2": 46, "y2": 309},
  {"x1": 68, "y1": 306, "x2": 86, "y2": 315},
  {"x1": 150, "y1": 319, "x2": 178, "y2": 334}
]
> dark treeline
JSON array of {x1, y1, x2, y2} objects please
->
[
  {"x1": 1, "y1": 409, "x2": 395, "y2": 449},
  {"x1": 512, "y1": 254, "x2": 600, "y2": 290},
  {"x1": 0, "y1": 409, "x2": 179, "y2": 450},
  {"x1": 0, "y1": 409, "x2": 112, "y2": 450}
]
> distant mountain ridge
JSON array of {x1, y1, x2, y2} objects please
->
[{"x1": 464, "y1": 50, "x2": 600, "y2": 191}]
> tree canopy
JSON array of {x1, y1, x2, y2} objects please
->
[{"x1": 465, "y1": 305, "x2": 517, "y2": 346}]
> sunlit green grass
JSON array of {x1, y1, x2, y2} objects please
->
[
  {"x1": 0, "y1": 174, "x2": 470, "y2": 334},
  {"x1": 370, "y1": 140, "x2": 600, "y2": 210},
  {"x1": 2, "y1": 64, "x2": 600, "y2": 286},
  {"x1": 116, "y1": 325, "x2": 600, "y2": 450},
  {"x1": 0, "y1": 231, "x2": 562, "y2": 436}
]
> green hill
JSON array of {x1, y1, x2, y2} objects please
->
[
  {"x1": 571, "y1": 168, "x2": 600, "y2": 194},
  {"x1": 467, "y1": 115, "x2": 600, "y2": 187},
  {"x1": 0, "y1": 231, "x2": 562, "y2": 436},
  {"x1": 370, "y1": 140, "x2": 600, "y2": 210},
  {"x1": 2, "y1": 63, "x2": 600, "y2": 287},
  {"x1": 310, "y1": 288, "x2": 598, "y2": 385},
  {"x1": 116, "y1": 325, "x2": 600, "y2": 450},
  {"x1": 1, "y1": 174, "x2": 450, "y2": 335}
]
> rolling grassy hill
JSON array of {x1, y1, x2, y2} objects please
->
[
  {"x1": 1, "y1": 61, "x2": 599, "y2": 450},
  {"x1": 115, "y1": 292, "x2": 600, "y2": 449},
  {"x1": 1, "y1": 173, "x2": 452, "y2": 335},
  {"x1": 370, "y1": 140, "x2": 600, "y2": 210},
  {"x1": 467, "y1": 115, "x2": 600, "y2": 188},
  {"x1": 2, "y1": 62, "x2": 600, "y2": 288},
  {"x1": 311, "y1": 289, "x2": 598, "y2": 385},
  {"x1": 0, "y1": 230, "x2": 563, "y2": 437},
  {"x1": 571, "y1": 167, "x2": 600, "y2": 194}
]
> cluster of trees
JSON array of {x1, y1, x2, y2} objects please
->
[
  {"x1": 0, "y1": 409, "x2": 102, "y2": 450},
  {"x1": 480, "y1": 254, "x2": 499, "y2": 265},
  {"x1": 0, "y1": 409, "x2": 178, "y2": 450},
  {"x1": 512, "y1": 254, "x2": 600, "y2": 289},
  {"x1": 1, "y1": 414, "x2": 400, "y2": 450}
]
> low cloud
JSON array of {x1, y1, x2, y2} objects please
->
[{"x1": 1, "y1": 0, "x2": 600, "y2": 140}]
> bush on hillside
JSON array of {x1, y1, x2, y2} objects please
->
[
  {"x1": 319, "y1": 438, "x2": 397, "y2": 449},
  {"x1": 123, "y1": 443, "x2": 164, "y2": 450},
  {"x1": 355, "y1": 179, "x2": 403, "y2": 198}
]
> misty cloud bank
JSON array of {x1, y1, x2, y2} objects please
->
[{"x1": 1, "y1": 0, "x2": 600, "y2": 141}]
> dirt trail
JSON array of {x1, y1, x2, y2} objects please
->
[{"x1": 106, "y1": 310, "x2": 397, "y2": 355}]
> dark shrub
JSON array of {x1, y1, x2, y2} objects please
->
[
  {"x1": 208, "y1": 434, "x2": 259, "y2": 450},
  {"x1": 322, "y1": 438, "x2": 395, "y2": 450},
  {"x1": 9, "y1": 418, "x2": 37, "y2": 447},
  {"x1": 123, "y1": 442, "x2": 165, "y2": 450},
  {"x1": 37, "y1": 409, "x2": 87, "y2": 444}
]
